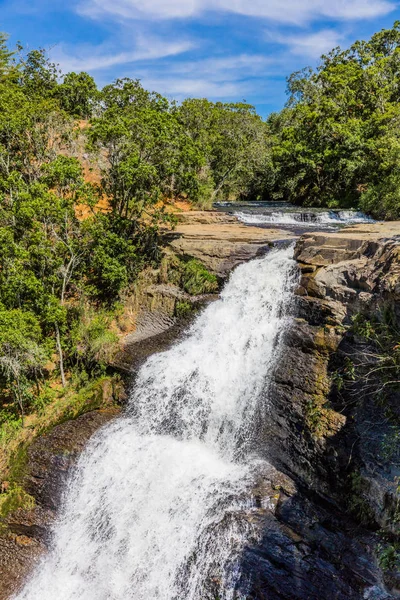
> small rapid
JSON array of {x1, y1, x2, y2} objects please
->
[
  {"x1": 234, "y1": 209, "x2": 373, "y2": 228},
  {"x1": 14, "y1": 247, "x2": 297, "y2": 600}
]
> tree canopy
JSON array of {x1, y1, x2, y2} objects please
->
[
  {"x1": 264, "y1": 21, "x2": 400, "y2": 218},
  {"x1": 1, "y1": 23, "x2": 400, "y2": 424}
]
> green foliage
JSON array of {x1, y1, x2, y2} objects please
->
[
  {"x1": 180, "y1": 260, "x2": 218, "y2": 295},
  {"x1": 377, "y1": 536, "x2": 400, "y2": 572},
  {"x1": 56, "y1": 71, "x2": 98, "y2": 118},
  {"x1": 0, "y1": 37, "x2": 161, "y2": 425},
  {"x1": 55, "y1": 374, "x2": 123, "y2": 423},
  {"x1": 264, "y1": 21, "x2": 400, "y2": 217},
  {"x1": 88, "y1": 83, "x2": 270, "y2": 211},
  {"x1": 159, "y1": 254, "x2": 218, "y2": 296},
  {"x1": 89, "y1": 79, "x2": 181, "y2": 218},
  {"x1": 350, "y1": 313, "x2": 400, "y2": 392},
  {"x1": 19, "y1": 48, "x2": 59, "y2": 98},
  {"x1": 70, "y1": 307, "x2": 119, "y2": 374},
  {"x1": 0, "y1": 412, "x2": 22, "y2": 446},
  {"x1": 175, "y1": 301, "x2": 194, "y2": 319},
  {"x1": 381, "y1": 427, "x2": 400, "y2": 462},
  {"x1": 347, "y1": 471, "x2": 377, "y2": 526},
  {"x1": 0, "y1": 484, "x2": 35, "y2": 519},
  {"x1": 175, "y1": 98, "x2": 269, "y2": 205},
  {"x1": 0, "y1": 308, "x2": 48, "y2": 417}
]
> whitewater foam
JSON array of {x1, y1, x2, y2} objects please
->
[{"x1": 235, "y1": 209, "x2": 373, "y2": 227}]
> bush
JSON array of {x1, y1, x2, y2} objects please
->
[
  {"x1": 360, "y1": 175, "x2": 400, "y2": 220},
  {"x1": 175, "y1": 300, "x2": 194, "y2": 318},
  {"x1": 0, "y1": 484, "x2": 35, "y2": 518},
  {"x1": 71, "y1": 307, "x2": 119, "y2": 374},
  {"x1": 181, "y1": 260, "x2": 218, "y2": 295}
]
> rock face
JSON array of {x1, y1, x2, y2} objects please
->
[
  {"x1": 239, "y1": 484, "x2": 385, "y2": 600},
  {"x1": 165, "y1": 211, "x2": 295, "y2": 276},
  {"x1": 267, "y1": 229, "x2": 400, "y2": 488},
  {"x1": 113, "y1": 283, "x2": 215, "y2": 372},
  {"x1": 245, "y1": 225, "x2": 400, "y2": 599}
]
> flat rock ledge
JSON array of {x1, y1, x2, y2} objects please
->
[{"x1": 164, "y1": 211, "x2": 295, "y2": 276}]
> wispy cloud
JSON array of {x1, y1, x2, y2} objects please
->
[
  {"x1": 79, "y1": 0, "x2": 396, "y2": 24},
  {"x1": 267, "y1": 29, "x2": 345, "y2": 58},
  {"x1": 132, "y1": 53, "x2": 285, "y2": 100},
  {"x1": 172, "y1": 55, "x2": 277, "y2": 80},
  {"x1": 51, "y1": 35, "x2": 194, "y2": 73},
  {"x1": 143, "y1": 77, "x2": 247, "y2": 98}
]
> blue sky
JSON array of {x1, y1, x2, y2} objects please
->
[{"x1": 1, "y1": 0, "x2": 400, "y2": 116}]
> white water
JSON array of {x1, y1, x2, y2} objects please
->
[
  {"x1": 235, "y1": 209, "x2": 373, "y2": 227},
  {"x1": 15, "y1": 247, "x2": 297, "y2": 600}
]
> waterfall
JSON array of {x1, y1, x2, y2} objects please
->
[{"x1": 15, "y1": 247, "x2": 297, "y2": 600}]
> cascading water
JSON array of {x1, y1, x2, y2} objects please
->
[
  {"x1": 234, "y1": 209, "x2": 374, "y2": 227},
  {"x1": 14, "y1": 247, "x2": 297, "y2": 600}
]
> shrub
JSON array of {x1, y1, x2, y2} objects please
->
[{"x1": 181, "y1": 260, "x2": 218, "y2": 295}]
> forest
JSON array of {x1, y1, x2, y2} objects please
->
[{"x1": 1, "y1": 21, "x2": 400, "y2": 446}]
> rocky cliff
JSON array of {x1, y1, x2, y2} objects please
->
[{"x1": 244, "y1": 223, "x2": 400, "y2": 599}]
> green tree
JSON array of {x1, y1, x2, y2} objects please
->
[
  {"x1": 56, "y1": 71, "x2": 98, "y2": 118},
  {"x1": 0, "y1": 309, "x2": 47, "y2": 423},
  {"x1": 19, "y1": 48, "x2": 59, "y2": 99},
  {"x1": 267, "y1": 21, "x2": 400, "y2": 216},
  {"x1": 176, "y1": 99, "x2": 268, "y2": 205}
]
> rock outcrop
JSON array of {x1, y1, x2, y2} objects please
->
[
  {"x1": 248, "y1": 223, "x2": 400, "y2": 599},
  {"x1": 165, "y1": 211, "x2": 295, "y2": 276}
]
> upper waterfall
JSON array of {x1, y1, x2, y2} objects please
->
[{"x1": 14, "y1": 246, "x2": 297, "y2": 600}]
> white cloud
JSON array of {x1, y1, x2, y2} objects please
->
[
  {"x1": 125, "y1": 53, "x2": 280, "y2": 99},
  {"x1": 267, "y1": 29, "x2": 344, "y2": 58},
  {"x1": 143, "y1": 77, "x2": 246, "y2": 98},
  {"x1": 51, "y1": 35, "x2": 193, "y2": 72},
  {"x1": 79, "y1": 0, "x2": 395, "y2": 24},
  {"x1": 171, "y1": 54, "x2": 277, "y2": 80}
]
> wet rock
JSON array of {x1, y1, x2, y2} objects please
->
[
  {"x1": 21, "y1": 409, "x2": 119, "y2": 510},
  {"x1": 238, "y1": 469, "x2": 391, "y2": 600},
  {"x1": 364, "y1": 587, "x2": 395, "y2": 600},
  {"x1": 0, "y1": 535, "x2": 45, "y2": 600},
  {"x1": 252, "y1": 227, "x2": 400, "y2": 599}
]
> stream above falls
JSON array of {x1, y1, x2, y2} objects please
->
[{"x1": 214, "y1": 201, "x2": 374, "y2": 233}]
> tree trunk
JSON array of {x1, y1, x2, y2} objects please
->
[
  {"x1": 55, "y1": 322, "x2": 66, "y2": 388},
  {"x1": 16, "y1": 379, "x2": 24, "y2": 428}
]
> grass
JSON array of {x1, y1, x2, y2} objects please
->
[
  {"x1": 159, "y1": 254, "x2": 218, "y2": 296},
  {"x1": 0, "y1": 374, "x2": 122, "y2": 484},
  {"x1": 0, "y1": 484, "x2": 35, "y2": 520}
]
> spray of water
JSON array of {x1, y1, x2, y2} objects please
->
[{"x1": 14, "y1": 247, "x2": 297, "y2": 600}]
